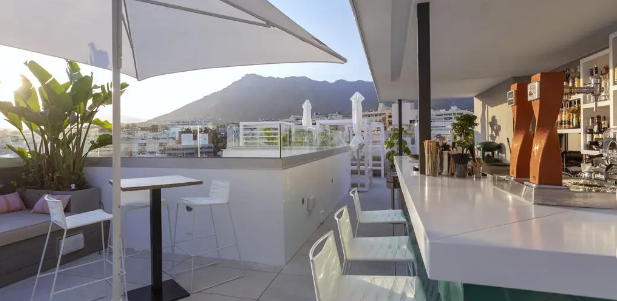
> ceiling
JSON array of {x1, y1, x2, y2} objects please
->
[{"x1": 349, "y1": 0, "x2": 617, "y2": 101}]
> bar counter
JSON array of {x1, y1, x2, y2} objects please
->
[{"x1": 394, "y1": 156, "x2": 617, "y2": 301}]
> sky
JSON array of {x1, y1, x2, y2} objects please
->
[{"x1": 0, "y1": 0, "x2": 371, "y2": 129}]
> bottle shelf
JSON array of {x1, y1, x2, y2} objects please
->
[
  {"x1": 557, "y1": 128, "x2": 581, "y2": 134},
  {"x1": 582, "y1": 100, "x2": 611, "y2": 109},
  {"x1": 581, "y1": 149, "x2": 601, "y2": 155},
  {"x1": 568, "y1": 93, "x2": 586, "y2": 100}
]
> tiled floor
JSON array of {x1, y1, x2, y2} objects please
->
[{"x1": 0, "y1": 178, "x2": 408, "y2": 301}]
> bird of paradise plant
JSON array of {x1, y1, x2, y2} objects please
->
[{"x1": 0, "y1": 60, "x2": 128, "y2": 191}]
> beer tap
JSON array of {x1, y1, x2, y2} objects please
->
[{"x1": 564, "y1": 75, "x2": 603, "y2": 111}]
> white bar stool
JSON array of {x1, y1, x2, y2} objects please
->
[
  {"x1": 31, "y1": 195, "x2": 127, "y2": 301},
  {"x1": 334, "y1": 206, "x2": 416, "y2": 275},
  {"x1": 107, "y1": 190, "x2": 175, "y2": 283},
  {"x1": 350, "y1": 188, "x2": 408, "y2": 237},
  {"x1": 309, "y1": 230, "x2": 426, "y2": 301},
  {"x1": 172, "y1": 179, "x2": 244, "y2": 293}
]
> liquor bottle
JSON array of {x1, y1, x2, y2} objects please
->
[
  {"x1": 602, "y1": 116, "x2": 608, "y2": 132},
  {"x1": 594, "y1": 63, "x2": 599, "y2": 76},
  {"x1": 576, "y1": 66, "x2": 581, "y2": 87},
  {"x1": 565, "y1": 101, "x2": 571, "y2": 129},
  {"x1": 569, "y1": 68, "x2": 576, "y2": 88},
  {"x1": 595, "y1": 115, "x2": 602, "y2": 140},
  {"x1": 562, "y1": 102, "x2": 568, "y2": 129},
  {"x1": 587, "y1": 117, "x2": 595, "y2": 148},
  {"x1": 564, "y1": 69, "x2": 570, "y2": 86},
  {"x1": 557, "y1": 103, "x2": 563, "y2": 129},
  {"x1": 574, "y1": 99, "x2": 581, "y2": 129},
  {"x1": 570, "y1": 100, "x2": 579, "y2": 129}
]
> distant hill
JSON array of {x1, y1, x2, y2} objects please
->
[{"x1": 149, "y1": 74, "x2": 473, "y2": 123}]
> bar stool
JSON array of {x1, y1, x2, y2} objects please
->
[
  {"x1": 334, "y1": 206, "x2": 416, "y2": 276},
  {"x1": 350, "y1": 188, "x2": 408, "y2": 236},
  {"x1": 309, "y1": 230, "x2": 426, "y2": 301},
  {"x1": 172, "y1": 179, "x2": 244, "y2": 293},
  {"x1": 31, "y1": 195, "x2": 127, "y2": 301},
  {"x1": 107, "y1": 190, "x2": 175, "y2": 284}
]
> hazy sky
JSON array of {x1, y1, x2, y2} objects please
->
[{"x1": 0, "y1": 0, "x2": 370, "y2": 129}]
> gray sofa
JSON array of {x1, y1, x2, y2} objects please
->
[{"x1": 0, "y1": 190, "x2": 108, "y2": 288}]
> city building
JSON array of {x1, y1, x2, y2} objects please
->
[
  {"x1": 363, "y1": 103, "x2": 391, "y2": 130},
  {"x1": 390, "y1": 101, "x2": 418, "y2": 132},
  {"x1": 431, "y1": 106, "x2": 473, "y2": 141}
]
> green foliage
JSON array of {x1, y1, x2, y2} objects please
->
[
  {"x1": 291, "y1": 129, "x2": 314, "y2": 146},
  {"x1": 450, "y1": 114, "x2": 478, "y2": 155},
  {"x1": 385, "y1": 128, "x2": 411, "y2": 168},
  {"x1": 0, "y1": 60, "x2": 129, "y2": 191}
]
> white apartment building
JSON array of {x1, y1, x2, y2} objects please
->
[
  {"x1": 390, "y1": 102, "x2": 418, "y2": 132},
  {"x1": 363, "y1": 103, "x2": 391, "y2": 130}
]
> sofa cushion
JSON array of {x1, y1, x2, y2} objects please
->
[
  {"x1": 0, "y1": 211, "x2": 64, "y2": 247},
  {"x1": 0, "y1": 192, "x2": 25, "y2": 214},
  {"x1": 32, "y1": 194, "x2": 71, "y2": 214}
]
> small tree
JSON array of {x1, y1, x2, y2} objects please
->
[
  {"x1": 450, "y1": 114, "x2": 478, "y2": 157},
  {"x1": 385, "y1": 128, "x2": 411, "y2": 169}
]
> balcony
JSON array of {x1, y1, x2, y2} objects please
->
[{"x1": 0, "y1": 156, "x2": 400, "y2": 300}]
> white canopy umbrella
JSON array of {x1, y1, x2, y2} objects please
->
[
  {"x1": 302, "y1": 99, "x2": 312, "y2": 127},
  {"x1": 0, "y1": 1, "x2": 345, "y2": 300},
  {"x1": 349, "y1": 92, "x2": 365, "y2": 157},
  {"x1": 351, "y1": 92, "x2": 365, "y2": 135}
]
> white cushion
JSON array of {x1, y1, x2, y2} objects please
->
[
  {"x1": 334, "y1": 275, "x2": 425, "y2": 301},
  {"x1": 180, "y1": 196, "x2": 228, "y2": 207},
  {"x1": 346, "y1": 236, "x2": 415, "y2": 261},
  {"x1": 65, "y1": 210, "x2": 112, "y2": 230},
  {"x1": 358, "y1": 209, "x2": 407, "y2": 224}
]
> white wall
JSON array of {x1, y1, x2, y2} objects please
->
[
  {"x1": 391, "y1": 102, "x2": 417, "y2": 127},
  {"x1": 86, "y1": 165, "x2": 286, "y2": 265},
  {"x1": 281, "y1": 151, "x2": 351, "y2": 262},
  {"x1": 474, "y1": 78, "x2": 526, "y2": 163},
  {"x1": 84, "y1": 153, "x2": 350, "y2": 266}
]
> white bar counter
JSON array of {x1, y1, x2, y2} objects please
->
[{"x1": 394, "y1": 156, "x2": 617, "y2": 300}]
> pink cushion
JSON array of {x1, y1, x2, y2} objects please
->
[
  {"x1": 32, "y1": 195, "x2": 71, "y2": 214},
  {"x1": 0, "y1": 192, "x2": 26, "y2": 214}
]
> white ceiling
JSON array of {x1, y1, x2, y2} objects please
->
[{"x1": 349, "y1": 0, "x2": 617, "y2": 101}]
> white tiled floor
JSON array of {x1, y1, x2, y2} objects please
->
[{"x1": 0, "y1": 178, "x2": 408, "y2": 301}]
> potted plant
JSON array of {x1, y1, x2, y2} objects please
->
[
  {"x1": 0, "y1": 60, "x2": 128, "y2": 213},
  {"x1": 450, "y1": 114, "x2": 479, "y2": 177},
  {"x1": 385, "y1": 128, "x2": 411, "y2": 188}
]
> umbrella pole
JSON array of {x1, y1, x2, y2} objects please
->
[{"x1": 111, "y1": 0, "x2": 123, "y2": 300}]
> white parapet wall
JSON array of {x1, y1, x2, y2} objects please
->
[{"x1": 84, "y1": 147, "x2": 350, "y2": 266}]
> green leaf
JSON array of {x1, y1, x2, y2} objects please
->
[
  {"x1": 91, "y1": 118, "x2": 112, "y2": 131},
  {"x1": 38, "y1": 86, "x2": 49, "y2": 109},
  {"x1": 89, "y1": 133, "x2": 112, "y2": 152},
  {"x1": 71, "y1": 75, "x2": 93, "y2": 107},
  {"x1": 6, "y1": 144, "x2": 29, "y2": 161},
  {"x1": 26, "y1": 61, "x2": 72, "y2": 112},
  {"x1": 0, "y1": 101, "x2": 23, "y2": 132},
  {"x1": 65, "y1": 60, "x2": 82, "y2": 84},
  {"x1": 14, "y1": 75, "x2": 40, "y2": 111}
]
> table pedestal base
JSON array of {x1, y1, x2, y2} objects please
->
[{"x1": 127, "y1": 279, "x2": 189, "y2": 301}]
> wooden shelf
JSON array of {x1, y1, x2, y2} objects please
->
[
  {"x1": 568, "y1": 93, "x2": 586, "y2": 100},
  {"x1": 581, "y1": 149, "x2": 601, "y2": 156},
  {"x1": 582, "y1": 100, "x2": 611, "y2": 109},
  {"x1": 557, "y1": 128, "x2": 581, "y2": 134}
]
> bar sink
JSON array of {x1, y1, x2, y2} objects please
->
[
  {"x1": 562, "y1": 178, "x2": 617, "y2": 193},
  {"x1": 489, "y1": 175, "x2": 617, "y2": 209}
]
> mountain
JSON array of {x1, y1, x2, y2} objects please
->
[{"x1": 149, "y1": 74, "x2": 473, "y2": 123}]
